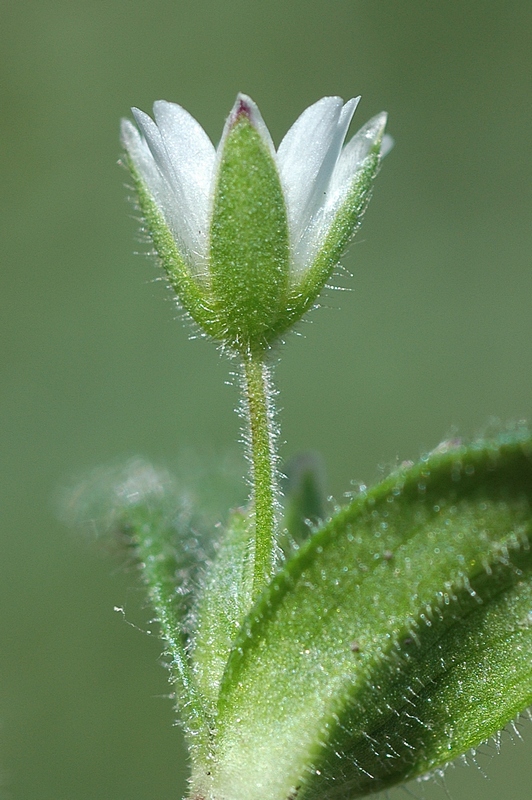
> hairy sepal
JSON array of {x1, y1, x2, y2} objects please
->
[{"x1": 209, "y1": 114, "x2": 290, "y2": 354}]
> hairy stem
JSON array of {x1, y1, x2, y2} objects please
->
[{"x1": 242, "y1": 351, "x2": 279, "y2": 598}]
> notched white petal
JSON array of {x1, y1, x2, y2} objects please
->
[
  {"x1": 152, "y1": 100, "x2": 215, "y2": 198},
  {"x1": 276, "y1": 97, "x2": 342, "y2": 238},
  {"x1": 131, "y1": 107, "x2": 169, "y2": 177},
  {"x1": 296, "y1": 112, "x2": 388, "y2": 271},
  {"x1": 298, "y1": 97, "x2": 359, "y2": 242}
]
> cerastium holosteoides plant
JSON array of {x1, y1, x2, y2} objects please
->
[{"x1": 82, "y1": 94, "x2": 532, "y2": 799}]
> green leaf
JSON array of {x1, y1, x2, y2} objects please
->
[
  {"x1": 98, "y1": 462, "x2": 214, "y2": 760},
  {"x1": 207, "y1": 430, "x2": 532, "y2": 800},
  {"x1": 282, "y1": 452, "x2": 326, "y2": 547},
  {"x1": 209, "y1": 112, "x2": 290, "y2": 353},
  {"x1": 191, "y1": 507, "x2": 255, "y2": 715}
]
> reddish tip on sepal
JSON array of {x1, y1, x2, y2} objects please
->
[
  {"x1": 222, "y1": 93, "x2": 276, "y2": 159},
  {"x1": 235, "y1": 95, "x2": 253, "y2": 119},
  {"x1": 228, "y1": 93, "x2": 255, "y2": 129}
]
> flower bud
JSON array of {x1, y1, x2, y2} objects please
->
[{"x1": 121, "y1": 93, "x2": 390, "y2": 355}]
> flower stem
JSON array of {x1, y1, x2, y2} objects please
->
[{"x1": 242, "y1": 351, "x2": 278, "y2": 598}]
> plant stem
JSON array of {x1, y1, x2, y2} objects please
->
[{"x1": 242, "y1": 351, "x2": 278, "y2": 598}]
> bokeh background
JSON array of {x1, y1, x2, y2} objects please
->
[{"x1": 1, "y1": 1, "x2": 532, "y2": 798}]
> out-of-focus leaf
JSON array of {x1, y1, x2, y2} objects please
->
[
  {"x1": 282, "y1": 452, "x2": 326, "y2": 546},
  {"x1": 65, "y1": 459, "x2": 214, "y2": 759}
]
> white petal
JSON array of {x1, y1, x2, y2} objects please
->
[
  {"x1": 276, "y1": 97, "x2": 342, "y2": 237},
  {"x1": 277, "y1": 97, "x2": 360, "y2": 270},
  {"x1": 131, "y1": 105, "x2": 213, "y2": 271},
  {"x1": 121, "y1": 118, "x2": 167, "y2": 202},
  {"x1": 324, "y1": 112, "x2": 388, "y2": 220},
  {"x1": 131, "y1": 107, "x2": 174, "y2": 188},
  {"x1": 153, "y1": 100, "x2": 216, "y2": 250},
  {"x1": 121, "y1": 117, "x2": 180, "y2": 241},
  {"x1": 294, "y1": 112, "x2": 388, "y2": 270},
  {"x1": 131, "y1": 108, "x2": 190, "y2": 246},
  {"x1": 380, "y1": 133, "x2": 394, "y2": 158}
]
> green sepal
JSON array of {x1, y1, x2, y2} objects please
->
[
  {"x1": 209, "y1": 113, "x2": 290, "y2": 354},
  {"x1": 207, "y1": 429, "x2": 532, "y2": 800}
]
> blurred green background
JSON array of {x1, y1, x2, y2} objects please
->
[{"x1": 1, "y1": 1, "x2": 532, "y2": 798}]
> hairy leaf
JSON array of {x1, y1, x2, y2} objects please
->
[
  {"x1": 80, "y1": 460, "x2": 215, "y2": 759},
  {"x1": 208, "y1": 430, "x2": 532, "y2": 800},
  {"x1": 192, "y1": 507, "x2": 255, "y2": 714}
]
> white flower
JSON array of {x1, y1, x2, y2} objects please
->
[{"x1": 121, "y1": 94, "x2": 389, "y2": 352}]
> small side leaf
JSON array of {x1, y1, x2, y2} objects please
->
[
  {"x1": 208, "y1": 430, "x2": 532, "y2": 800},
  {"x1": 282, "y1": 452, "x2": 326, "y2": 546},
  {"x1": 191, "y1": 507, "x2": 255, "y2": 714},
  {"x1": 76, "y1": 460, "x2": 214, "y2": 760}
]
